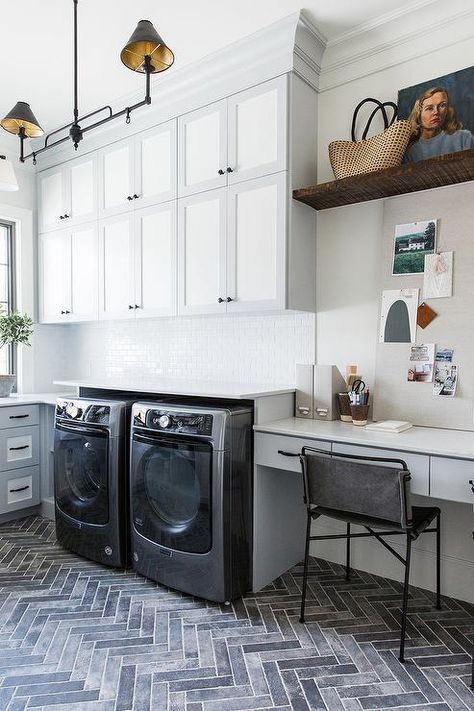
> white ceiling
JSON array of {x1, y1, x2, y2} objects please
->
[{"x1": 0, "y1": 0, "x2": 430, "y2": 135}]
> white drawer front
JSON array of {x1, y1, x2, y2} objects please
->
[
  {"x1": 254, "y1": 432, "x2": 331, "y2": 473},
  {"x1": 0, "y1": 405, "x2": 39, "y2": 429},
  {"x1": 332, "y1": 443, "x2": 429, "y2": 497},
  {"x1": 430, "y1": 457, "x2": 474, "y2": 504},
  {"x1": 0, "y1": 466, "x2": 40, "y2": 514},
  {"x1": 0, "y1": 427, "x2": 39, "y2": 470}
]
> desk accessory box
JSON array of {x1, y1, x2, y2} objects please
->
[{"x1": 295, "y1": 364, "x2": 347, "y2": 420}]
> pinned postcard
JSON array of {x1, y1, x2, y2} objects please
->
[
  {"x1": 433, "y1": 362, "x2": 458, "y2": 397},
  {"x1": 423, "y1": 251, "x2": 453, "y2": 299},
  {"x1": 407, "y1": 344, "x2": 435, "y2": 382},
  {"x1": 392, "y1": 220, "x2": 437, "y2": 275},
  {"x1": 379, "y1": 289, "x2": 419, "y2": 343},
  {"x1": 435, "y1": 347, "x2": 454, "y2": 363}
]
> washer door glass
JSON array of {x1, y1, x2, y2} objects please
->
[
  {"x1": 54, "y1": 424, "x2": 109, "y2": 524},
  {"x1": 132, "y1": 435, "x2": 212, "y2": 553}
]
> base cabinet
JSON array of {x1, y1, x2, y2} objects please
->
[{"x1": 0, "y1": 406, "x2": 40, "y2": 517}]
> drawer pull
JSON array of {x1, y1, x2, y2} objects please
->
[
  {"x1": 469, "y1": 479, "x2": 474, "y2": 493},
  {"x1": 9, "y1": 445, "x2": 29, "y2": 451},
  {"x1": 9, "y1": 414, "x2": 29, "y2": 419},
  {"x1": 9, "y1": 485, "x2": 30, "y2": 493},
  {"x1": 277, "y1": 450, "x2": 300, "y2": 457}
]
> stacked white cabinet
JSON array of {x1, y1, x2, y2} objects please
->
[{"x1": 38, "y1": 72, "x2": 318, "y2": 323}]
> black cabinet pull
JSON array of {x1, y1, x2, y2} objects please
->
[
  {"x1": 65, "y1": 310, "x2": 70, "y2": 315},
  {"x1": 128, "y1": 304, "x2": 134, "y2": 309},
  {"x1": 133, "y1": 194, "x2": 139, "y2": 199},
  {"x1": 9, "y1": 445, "x2": 29, "y2": 451},
  {"x1": 217, "y1": 297, "x2": 224, "y2": 303},
  {"x1": 127, "y1": 195, "x2": 133, "y2": 201},
  {"x1": 277, "y1": 450, "x2": 299, "y2": 457},
  {"x1": 226, "y1": 167, "x2": 234, "y2": 173},
  {"x1": 469, "y1": 479, "x2": 474, "y2": 493},
  {"x1": 218, "y1": 169, "x2": 225, "y2": 175},
  {"x1": 226, "y1": 297, "x2": 233, "y2": 302},
  {"x1": 59, "y1": 215, "x2": 64, "y2": 220},
  {"x1": 64, "y1": 214, "x2": 70, "y2": 219},
  {"x1": 9, "y1": 485, "x2": 29, "y2": 493},
  {"x1": 134, "y1": 304, "x2": 140, "y2": 309},
  {"x1": 9, "y1": 414, "x2": 29, "y2": 420}
]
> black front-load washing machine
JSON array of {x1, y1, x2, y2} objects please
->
[
  {"x1": 130, "y1": 402, "x2": 253, "y2": 602},
  {"x1": 54, "y1": 397, "x2": 131, "y2": 567}
]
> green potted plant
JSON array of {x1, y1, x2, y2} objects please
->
[{"x1": 0, "y1": 307, "x2": 34, "y2": 397}]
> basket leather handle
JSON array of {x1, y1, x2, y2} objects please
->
[{"x1": 351, "y1": 98, "x2": 398, "y2": 142}]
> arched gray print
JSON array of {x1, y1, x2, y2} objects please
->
[{"x1": 384, "y1": 299, "x2": 411, "y2": 342}]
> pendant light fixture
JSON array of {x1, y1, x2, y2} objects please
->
[
  {"x1": 0, "y1": 0, "x2": 174, "y2": 164},
  {"x1": 0, "y1": 156, "x2": 18, "y2": 191}
]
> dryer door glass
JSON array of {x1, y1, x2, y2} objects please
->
[
  {"x1": 54, "y1": 424, "x2": 109, "y2": 524},
  {"x1": 131, "y1": 434, "x2": 212, "y2": 553}
]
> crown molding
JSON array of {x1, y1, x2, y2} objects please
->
[
  {"x1": 320, "y1": 0, "x2": 474, "y2": 92},
  {"x1": 31, "y1": 11, "x2": 325, "y2": 172}
]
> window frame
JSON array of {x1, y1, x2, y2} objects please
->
[{"x1": 0, "y1": 220, "x2": 17, "y2": 375}]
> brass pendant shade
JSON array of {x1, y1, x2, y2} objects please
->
[
  {"x1": 121, "y1": 19, "x2": 174, "y2": 73},
  {"x1": 0, "y1": 101, "x2": 44, "y2": 138}
]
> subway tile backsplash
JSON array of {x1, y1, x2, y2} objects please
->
[{"x1": 50, "y1": 313, "x2": 316, "y2": 386}]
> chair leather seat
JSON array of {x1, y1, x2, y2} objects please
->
[{"x1": 311, "y1": 504, "x2": 440, "y2": 540}]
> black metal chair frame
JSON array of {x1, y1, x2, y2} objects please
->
[{"x1": 280, "y1": 445, "x2": 441, "y2": 663}]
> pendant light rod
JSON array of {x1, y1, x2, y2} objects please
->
[{"x1": 1, "y1": 0, "x2": 174, "y2": 164}]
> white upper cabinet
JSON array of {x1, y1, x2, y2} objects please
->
[
  {"x1": 134, "y1": 122, "x2": 177, "y2": 207},
  {"x1": 134, "y1": 202, "x2": 177, "y2": 318},
  {"x1": 178, "y1": 174, "x2": 285, "y2": 315},
  {"x1": 39, "y1": 223, "x2": 98, "y2": 323},
  {"x1": 178, "y1": 77, "x2": 287, "y2": 198},
  {"x1": 99, "y1": 203, "x2": 177, "y2": 320},
  {"x1": 227, "y1": 76, "x2": 287, "y2": 184},
  {"x1": 38, "y1": 154, "x2": 97, "y2": 232},
  {"x1": 178, "y1": 189, "x2": 226, "y2": 314},
  {"x1": 98, "y1": 120, "x2": 177, "y2": 217},
  {"x1": 178, "y1": 101, "x2": 227, "y2": 198}
]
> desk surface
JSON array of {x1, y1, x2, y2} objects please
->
[{"x1": 254, "y1": 418, "x2": 474, "y2": 460}]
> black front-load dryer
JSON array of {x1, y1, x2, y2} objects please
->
[{"x1": 54, "y1": 397, "x2": 131, "y2": 567}]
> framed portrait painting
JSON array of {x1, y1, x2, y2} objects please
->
[{"x1": 397, "y1": 65, "x2": 474, "y2": 163}]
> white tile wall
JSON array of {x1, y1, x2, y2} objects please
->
[{"x1": 39, "y1": 312, "x2": 316, "y2": 387}]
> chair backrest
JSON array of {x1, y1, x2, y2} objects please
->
[{"x1": 300, "y1": 448, "x2": 412, "y2": 529}]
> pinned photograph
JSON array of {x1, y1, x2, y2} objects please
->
[
  {"x1": 433, "y1": 362, "x2": 458, "y2": 397},
  {"x1": 379, "y1": 289, "x2": 419, "y2": 343},
  {"x1": 435, "y1": 347, "x2": 454, "y2": 362},
  {"x1": 392, "y1": 220, "x2": 437, "y2": 275},
  {"x1": 407, "y1": 343, "x2": 435, "y2": 382},
  {"x1": 423, "y1": 251, "x2": 453, "y2": 299}
]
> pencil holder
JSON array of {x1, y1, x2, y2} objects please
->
[
  {"x1": 337, "y1": 393, "x2": 352, "y2": 422},
  {"x1": 350, "y1": 404, "x2": 369, "y2": 426}
]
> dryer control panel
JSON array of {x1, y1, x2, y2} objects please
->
[{"x1": 144, "y1": 410, "x2": 213, "y2": 436}]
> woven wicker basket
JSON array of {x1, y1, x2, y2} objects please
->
[{"x1": 329, "y1": 119, "x2": 413, "y2": 180}]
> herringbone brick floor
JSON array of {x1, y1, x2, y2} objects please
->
[{"x1": 0, "y1": 517, "x2": 472, "y2": 710}]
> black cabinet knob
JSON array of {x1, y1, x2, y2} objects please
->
[
  {"x1": 226, "y1": 167, "x2": 234, "y2": 173},
  {"x1": 226, "y1": 297, "x2": 233, "y2": 302},
  {"x1": 217, "y1": 297, "x2": 224, "y2": 303},
  {"x1": 218, "y1": 169, "x2": 225, "y2": 175}
]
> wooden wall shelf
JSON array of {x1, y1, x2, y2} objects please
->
[{"x1": 293, "y1": 148, "x2": 474, "y2": 211}]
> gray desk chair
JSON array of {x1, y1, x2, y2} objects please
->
[{"x1": 284, "y1": 446, "x2": 441, "y2": 663}]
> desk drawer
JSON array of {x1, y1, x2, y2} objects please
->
[
  {"x1": 0, "y1": 426, "x2": 39, "y2": 471},
  {"x1": 0, "y1": 466, "x2": 40, "y2": 514},
  {"x1": 333, "y1": 443, "x2": 429, "y2": 497},
  {"x1": 0, "y1": 405, "x2": 39, "y2": 429},
  {"x1": 254, "y1": 432, "x2": 331, "y2": 473},
  {"x1": 430, "y1": 457, "x2": 474, "y2": 504}
]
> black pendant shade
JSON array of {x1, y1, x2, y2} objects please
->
[
  {"x1": 121, "y1": 19, "x2": 174, "y2": 73},
  {"x1": 0, "y1": 101, "x2": 44, "y2": 138}
]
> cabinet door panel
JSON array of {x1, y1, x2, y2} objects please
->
[
  {"x1": 39, "y1": 231, "x2": 71, "y2": 323},
  {"x1": 99, "y1": 217, "x2": 134, "y2": 319},
  {"x1": 178, "y1": 190, "x2": 226, "y2": 314},
  {"x1": 135, "y1": 121, "x2": 177, "y2": 206},
  {"x1": 99, "y1": 141, "x2": 134, "y2": 216},
  {"x1": 135, "y1": 203, "x2": 176, "y2": 317},
  {"x1": 178, "y1": 101, "x2": 227, "y2": 197},
  {"x1": 227, "y1": 173, "x2": 286, "y2": 311},
  {"x1": 69, "y1": 155, "x2": 97, "y2": 223},
  {"x1": 70, "y1": 224, "x2": 99, "y2": 322},
  {"x1": 228, "y1": 76, "x2": 287, "y2": 184},
  {"x1": 39, "y1": 168, "x2": 65, "y2": 231}
]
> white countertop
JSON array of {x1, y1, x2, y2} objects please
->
[
  {"x1": 254, "y1": 417, "x2": 474, "y2": 460},
  {"x1": 54, "y1": 378, "x2": 295, "y2": 400},
  {"x1": 0, "y1": 392, "x2": 73, "y2": 408}
]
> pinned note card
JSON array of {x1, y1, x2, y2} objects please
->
[
  {"x1": 379, "y1": 289, "x2": 419, "y2": 343},
  {"x1": 423, "y1": 251, "x2": 453, "y2": 299}
]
